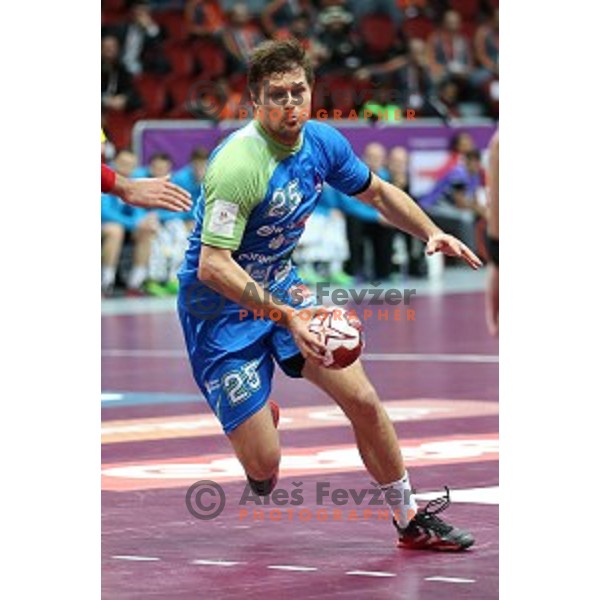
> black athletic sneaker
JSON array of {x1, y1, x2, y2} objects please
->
[{"x1": 393, "y1": 487, "x2": 475, "y2": 551}]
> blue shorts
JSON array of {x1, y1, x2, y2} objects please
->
[{"x1": 177, "y1": 277, "x2": 315, "y2": 434}]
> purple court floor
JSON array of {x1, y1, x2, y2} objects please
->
[{"x1": 102, "y1": 278, "x2": 499, "y2": 599}]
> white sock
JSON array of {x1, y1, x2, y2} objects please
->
[
  {"x1": 127, "y1": 265, "x2": 147, "y2": 289},
  {"x1": 379, "y1": 471, "x2": 418, "y2": 528},
  {"x1": 101, "y1": 266, "x2": 116, "y2": 289}
]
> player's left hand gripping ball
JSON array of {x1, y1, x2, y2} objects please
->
[{"x1": 309, "y1": 308, "x2": 364, "y2": 369}]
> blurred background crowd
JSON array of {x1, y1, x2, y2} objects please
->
[{"x1": 101, "y1": 0, "x2": 498, "y2": 297}]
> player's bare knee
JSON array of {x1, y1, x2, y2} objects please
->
[{"x1": 345, "y1": 386, "x2": 381, "y2": 424}]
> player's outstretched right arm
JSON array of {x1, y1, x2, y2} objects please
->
[{"x1": 356, "y1": 174, "x2": 483, "y2": 270}]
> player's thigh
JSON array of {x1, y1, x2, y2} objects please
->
[
  {"x1": 302, "y1": 359, "x2": 381, "y2": 423},
  {"x1": 227, "y1": 402, "x2": 281, "y2": 479}
]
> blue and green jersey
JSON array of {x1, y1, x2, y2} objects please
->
[{"x1": 179, "y1": 119, "x2": 370, "y2": 301}]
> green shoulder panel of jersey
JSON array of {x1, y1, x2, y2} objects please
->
[{"x1": 202, "y1": 124, "x2": 279, "y2": 250}]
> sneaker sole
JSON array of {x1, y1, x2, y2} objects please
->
[{"x1": 397, "y1": 538, "x2": 475, "y2": 551}]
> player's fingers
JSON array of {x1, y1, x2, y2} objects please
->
[
  {"x1": 460, "y1": 245, "x2": 483, "y2": 269},
  {"x1": 157, "y1": 189, "x2": 192, "y2": 211},
  {"x1": 165, "y1": 182, "x2": 193, "y2": 204},
  {"x1": 304, "y1": 332, "x2": 326, "y2": 355},
  {"x1": 299, "y1": 339, "x2": 324, "y2": 364},
  {"x1": 165, "y1": 181, "x2": 191, "y2": 197},
  {"x1": 461, "y1": 245, "x2": 483, "y2": 268}
]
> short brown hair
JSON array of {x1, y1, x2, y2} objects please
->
[{"x1": 248, "y1": 38, "x2": 314, "y2": 99}]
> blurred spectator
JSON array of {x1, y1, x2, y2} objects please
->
[
  {"x1": 172, "y1": 146, "x2": 210, "y2": 202},
  {"x1": 101, "y1": 35, "x2": 143, "y2": 113},
  {"x1": 359, "y1": 85, "x2": 402, "y2": 123},
  {"x1": 419, "y1": 149, "x2": 486, "y2": 252},
  {"x1": 223, "y1": 3, "x2": 266, "y2": 75},
  {"x1": 473, "y1": 8, "x2": 499, "y2": 117},
  {"x1": 437, "y1": 78, "x2": 460, "y2": 117},
  {"x1": 279, "y1": 12, "x2": 328, "y2": 68},
  {"x1": 109, "y1": 0, "x2": 169, "y2": 75},
  {"x1": 347, "y1": 0, "x2": 402, "y2": 26},
  {"x1": 387, "y1": 146, "x2": 408, "y2": 188},
  {"x1": 295, "y1": 184, "x2": 352, "y2": 285},
  {"x1": 262, "y1": 0, "x2": 317, "y2": 39},
  {"x1": 342, "y1": 143, "x2": 395, "y2": 282},
  {"x1": 316, "y1": 6, "x2": 361, "y2": 74},
  {"x1": 388, "y1": 146, "x2": 427, "y2": 276},
  {"x1": 133, "y1": 153, "x2": 192, "y2": 296},
  {"x1": 427, "y1": 10, "x2": 472, "y2": 97},
  {"x1": 101, "y1": 150, "x2": 159, "y2": 296},
  {"x1": 220, "y1": 0, "x2": 268, "y2": 16},
  {"x1": 393, "y1": 38, "x2": 436, "y2": 117},
  {"x1": 184, "y1": 0, "x2": 225, "y2": 38},
  {"x1": 419, "y1": 131, "x2": 475, "y2": 182},
  {"x1": 473, "y1": 8, "x2": 499, "y2": 83}
]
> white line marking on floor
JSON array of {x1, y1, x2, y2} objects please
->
[
  {"x1": 268, "y1": 565, "x2": 318, "y2": 572},
  {"x1": 346, "y1": 570, "x2": 397, "y2": 577},
  {"x1": 363, "y1": 353, "x2": 498, "y2": 363},
  {"x1": 102, "y1": 349, "x2": 498, "y2": 363},
  {"x1": 425, "y1": 576, "x2": 476, "y2": 583},
  {"x1": 190, "y1": 559, "x2": 243, "y2": 567},
  {"x1": 416, "y1": 486, "x2": 499, "y2": 505},
  {"x1": 112, "y1": 555, "x2": 160, "y2": 561}
]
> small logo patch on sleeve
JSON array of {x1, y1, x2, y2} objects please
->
[{"x1": 207, "y1": 199, "x2": 239, "y2": 237}]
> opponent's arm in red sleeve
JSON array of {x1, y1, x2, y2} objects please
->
[{"x1": 101, "y1": 163, "x2": 116, "y2": 193}]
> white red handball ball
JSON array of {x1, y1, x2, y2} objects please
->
[{"x1": 308, "y1": 308, "x2": 364, "y2": 369}]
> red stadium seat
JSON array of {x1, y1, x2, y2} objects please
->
[
  {"x1": 154, "y1": 9, "x2": 188, "y2": 43},
  {"x1": 461, "y1": 20, "x2": 478, "y2": 40},
  {"x1": 449, "y1": 0, "x2": 480, "y2": 22},
  {"x1": 314, "y1": 75, "x2": 357, "y2": 117},
  {"x1": 166, "y1": 77, "x2": 196, "y2": 119},
  {"x1": 135, "y1": 75, "x2": 167, "y2": 118},
  {"x1": 402, "y1": 15, "x2": 434, "y2": 40},
  {"x1": 102, "y1": 0, "x2": 126, "y2": 12},
  {"x1": 192, "y1": 39, "x2": 227, "y2": 79},
  {"x1": 359, "y1": 13, "x2": 396, "y2": 55},
  {"x1": 101, "y1": 10, "x2": 125, "y2": 27},
  {"x1": 164, "y1": 43, "x2": 195, "y2": 77},
  {"x1": 103, "y1": 109, "x2": 140, "y2": 150}
]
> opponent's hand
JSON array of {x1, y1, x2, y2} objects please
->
[
  {"x1": 486, "y1": 264, "x2": 499, "y2": 336},
  {"x1": 287, "y1": 309, "x2": 327, "y2": 365},
  {"x1": 426, "y1": 232, "x2": 483, "y2": 270},
  {"x1": 120, "y1": 175, "x2": 193, "y2": 212}
]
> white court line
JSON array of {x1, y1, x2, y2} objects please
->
[
  {"x1": 102, "y1": 349, "x2": 498, "y2": 363},
  {"x1": 346, "y1": 571, "x2": 397, "y2": 577},
  {"x1": 191, "y1": 559, "x2": 243, "y2": 567},
  {"x1": 268, "y1": 565, "x2": 318, "y2": 572},
  {"x1": 112, "y1": 555, "x2": 160, "y2": 561},
  {"x1": 425, "y1": 576, "x2": 476, "y2": 583}
]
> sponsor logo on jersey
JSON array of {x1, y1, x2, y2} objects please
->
[
  {"x1": 207, "y1": 199, "x2": 238, "y2": 237},
  {"x1": 268, "y1": 234, "x2": 286, "y2": 250}
]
